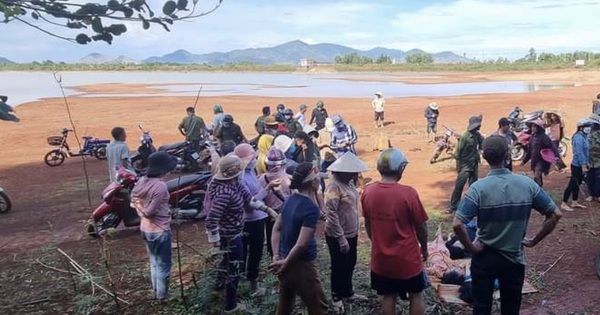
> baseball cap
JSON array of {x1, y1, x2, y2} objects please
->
[{"x1": 498, "y1": 117, "x2": 511, "y2": 126}]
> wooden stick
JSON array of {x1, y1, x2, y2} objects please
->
[
  {"x1": 534, "y1": 252, "x2": 565, "y2": 282},
  {"x1": 22, "y1": 297, "x2": 50, "y2": 306}
]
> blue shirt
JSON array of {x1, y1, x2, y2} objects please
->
[
  {"x1": 571, "y1": 131, "x2": 589, "y2": 167},
  {"x1": 456, "y1": 168, "x2": 556, "y2": 265},
  {"x1": 279, "y1": 194, "x2": 319, "y2": 261}
]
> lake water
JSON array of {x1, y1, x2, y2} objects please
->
[{"x1": 0, "y1": 71, "x2": 571, "y2": 107}]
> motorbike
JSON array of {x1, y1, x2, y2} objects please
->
[
  {"x1": 130, "y1": 125, "x2": 157, "y2": 174},
  {"x1": 511, "y1": 131, "x2": 568, "y2": 161},
  {"x1": 507, "y1": 109, "x2": 544, "y2": 133},
  {"x1": 86, "y1": 167, "x2": 212, "y2": 237},
  {"x1": 430, "y1": 125, "x2": 460, "y2": 164},
  {"x1": 157, "y1": 140, "x2": 212, "y2": 173},
  {"x1": 0, "y1": 186, "x2": 11, "y2": 213},
  {"x1": 44, "y1": 128, "x2": 110, "y2": 167}
]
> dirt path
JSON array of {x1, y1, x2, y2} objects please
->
[{"x1": 0, "y1": 69, "x2": 599, "y2": 314}]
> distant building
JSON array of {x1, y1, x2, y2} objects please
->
[
  {"x1": 300, "y1": 59, "x2": 315, "y2": 67},
  {"x1": 575, "y1": 59, "x2": 586, "y2": 67}
]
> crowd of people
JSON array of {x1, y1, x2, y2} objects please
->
[{"x1": 103, "y1": 92, "x2": 598, "y2": 315}]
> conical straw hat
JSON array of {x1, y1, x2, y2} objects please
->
[{"x1": 327, "y1": 152, "x2": 368, "y2": 173}]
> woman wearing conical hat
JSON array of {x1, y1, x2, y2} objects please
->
[{"x1": 324, "y1": 152, "x2": 369, "y2": 313}]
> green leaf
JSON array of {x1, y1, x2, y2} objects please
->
[
  {"x1": 91, "y1": 17, "x2": 103, "y2": 33},
  {"x1": 176, "y1": 0, "x2": 188, "y2": 10},
  {"x1": 162, "y1": 1, "x2": 176, "y2": 15},
  {"x1": 75, "y1": 33, "x2": 91, "y2": 45}
]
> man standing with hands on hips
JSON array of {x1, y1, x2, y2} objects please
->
[{"x1": 453, "y1": 135, "x2": 562, "y2": 315}]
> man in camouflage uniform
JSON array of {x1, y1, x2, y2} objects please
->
[
  {"x1": 586, "y1": 118, "x2": 600, "y2": 201},
  {"x1": 447, "y1": 115, "x2": 484, "y2": 213}
]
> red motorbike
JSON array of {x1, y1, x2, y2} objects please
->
[{"x1": 86, "y1": 167, "x2": 212, "y2": 237}]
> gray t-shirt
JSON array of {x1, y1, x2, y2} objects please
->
[{"x1": 107, "y1": 141, "x2": 132, "y2": 182}]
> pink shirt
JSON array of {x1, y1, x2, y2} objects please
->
[{"x1": 131, "y1": 177, "x2": 171, "y2": 233}]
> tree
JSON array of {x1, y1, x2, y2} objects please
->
[
  {"x1": 0, "y1": 0, "x2": 223, "y2": 44},
  {"x1": 405, "y1": 53, "x2": 433, "y2": 64},
  {"x1": 526, "y1": 47, "x2": 537, "y2": 63},
  {"x1": 375, "y1": 54, "x2": 392, "y2": 64}
]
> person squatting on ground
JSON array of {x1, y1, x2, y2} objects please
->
[
  {"x1": 453, "y1": 135, "x2": 562, "y2": 315},
  {"x1": 361, "y1": 148, "x2": 429, "y2": 315},
  {"x1": 330, "y1": 114, "x2": 358, "y2": 155},
  {"x1": 586, "y1": 116, "x2": 600, "y2": 202},
  {"x1": 178, "y1": 106, "x2": 206, "y2": 152},
  {"x1": 106, "y1": 126, "x2": 134, "y2": 183},
  {"x1": 372, "y1": 91, "x2": 385, "y2": 128},
  {"x1": 270, "y1": 163, "x2": 329, "y2": 315},
  {"x1": 259, "y1": 147, "x2": 293, "y2": 258},
  {"x1": 521, "y1": 118, "x2": 560, "y2": 187},
  {"x1": 424, "y1": 102, "x2": 440, "y2": 140},
  {"x1": 324, "y1": 152, "x2": 369, "y2": 313},
  {"x1": 310, "y1": 100, "x2": 329, "y2": 131},
  {"x1": 254, "y1": 106, "x2": 271, "y2": 135},
  {"x1": 214, "y1": 114, "x2": 247, "y2": 146},
  {"x1": 492, "y1": 118, "x2": 517, "y2": 171},
  {"x1": 560, "y1": 118, "x2": 592, "y2": 211},
  {"x1": 205, "y1": 154, "x2": 271, "y2": 313},
  {"x1": 130, "y1": 152, "x2": 178, "y2": 301},
  {"x1": 448, "y1": 115, "x2": 484, "y2": 213}
]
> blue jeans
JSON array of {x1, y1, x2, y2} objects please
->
[{"x1": 142, "y1": 230, "x2": 172, "y2": 299}]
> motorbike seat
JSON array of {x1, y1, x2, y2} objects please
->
[
  {"x1": 159, "y1": 141, "x2": 187, "y2": 152},
  {"x1": 166, "y1": 173, "x2": 210, "y2": 191},
  {"x1": 82, "y1": 136, "x2": 93, "y2": 140}
]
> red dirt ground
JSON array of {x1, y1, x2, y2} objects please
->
[{"x1": 0, "y1": 70, "x2": 599, "y2": 314}]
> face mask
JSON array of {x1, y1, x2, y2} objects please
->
[{"x1": 584, "y1": 127, "x2": 592, "y2": 134}]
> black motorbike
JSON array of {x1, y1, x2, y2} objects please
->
[
  {"x1": 157, "y1": 140, "x2": 212, "y2": 173},
  {"x1": 130, "y1": 125, "x2": 156, "y2": 174}
]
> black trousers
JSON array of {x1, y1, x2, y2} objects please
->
[
  {"x1": 471, "y1": 248, "x2": 525, "y2": 315},
  {"x1": 563, "y1": 164, "x2": 584, "y2": 203},
  {"x1": 587, "y1": 167, "x2": 600, "y2": 198},
  {"x1": 242, "y1": 219, "x2": 265, "y2": 281},
  {"x1": 325, "y1": 235, "x2": 358, "y2": 301},
  {"x1": 265, "y1": 218, "x2": 275, "y2": 258}
]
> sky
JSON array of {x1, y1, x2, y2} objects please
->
[{"x1": 2, "y1": 0, "x2": 600, "y2": 63}]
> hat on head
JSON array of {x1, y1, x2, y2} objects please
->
[
  {"x1": 303, "y1": 125, "x2": 319, "y2": 138},
  {"x1": 266, "y1": 147, "x2": 286, "y2": 166},
  {"x1": 299, "y1": 104, "x2": 307, "y2": 110},
  {"x1": 577, "y1": 118, "x2": 594, "y2": 127},
  {"x1": 146, "y1": 152, "x2": 178, "y2": 177},
  {"x1": 316, "y1": 101, "x2": 325, "y2": 108},
  {"x1": 274, "y1": 135, "x2": 293, "y2": 153},
  {"x1": 590, "y1": 114, "x2": 600, "y2": 124},
  {"x1": 214, "y1": 154, "x2": 244, "y2": 180},
  {"x1": 265, "y1": 116, "x2": 278, "y2": 126},
  {"x1": 377, "y1": 148, "x2": 408, "y2": 173},
  {"x1": 375, "y1": 91, "x2": 383, "y2": 97},
  {"x1": 482, "y1": 136, "x2": 508, "y2": 160},
  {"x1": 327, "y1": 152, "x2": 368, "y2": 173},
  {"x1": 467, "y1": 115, "x2": 483, "y2": 131},
  {"x1": 325, "y1": 118, "x2": 335, "y2": 132},
  {"x1": 331, "y1": 114, "x2": 343, "y2": 125},
  {"x1": 428, "y1": 102, "x2": 439, "y2": 110},
  {"x1": 233, "y1": 143, "x2": 257, "y2": 169},
  {"x1": 498, "y1": 117, "x2": 511, "y2": 126}
]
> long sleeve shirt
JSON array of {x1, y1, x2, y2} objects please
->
[
  {"x1": 240, "y1": 168, "x2": 268, "y2": 222},
  {"x1": 205, "y1": 180, "x2": 253, "y2": 239},
  {"x1": 424, "y1": 107, "x2": 439, "y2": 124},
  {"x1": 324, "y1": 180, "x2": 359, "y2": 240},
  {"x1": 589, "y1": 130, "x2": 600, "y2": 168},
  {"x1": 455, "y1": 130, "x2": 483, "y2": 171},
  {"x1": 330, "y1": 124, "x2": 357, "y2": 154},
  {"x1": 523, "y1": 131, "x2": 559, "y2": 172},
  {"x1": 372, "y1": 98, "x2": 385, "y2": 112},
  {"x1": 131, "y1": 177, "x2": 171, "y2": 233},
  {"x1": 571, "y1": 131, "x2": 589, "y2": 167}
]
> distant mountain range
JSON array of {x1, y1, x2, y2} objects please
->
[
  {"x1": 140, "y1": 40, "x2": 473, "y2": 65},
  {"x1": 1, "y1": 40, "x2": 474, "y2": 65}
]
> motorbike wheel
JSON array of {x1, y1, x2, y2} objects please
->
[
  {"x1": 559, "y1": 141, "x2": 568, "y2": 157},
  {"x1": 0, "y1": 192, "x2": 12, "y2": 213},
  {"x1": 94, "y1": 147, "x2": 107, "y2": 160},
  {"x1": 86, "y1": 213, "x2": 121, "y2": 237},
  {"x1": 511, "y1": 145, "x2": 525, "y2": 161},
  {"x1": 44, "y1": 151, "x2": 66, "y2": 167},
  {"x1": 131, "y1": 154, "x2": 146, "y2": 173}
]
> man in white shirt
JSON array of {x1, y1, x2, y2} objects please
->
[
  {"x1": 295, "y1": 104, "x2": 308, "y2": 128},
  {"x1": 372, "y1": 91, "x2": 385, "y2": 128}
]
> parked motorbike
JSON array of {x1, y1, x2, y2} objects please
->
[
  {"x1": 511, "y1": 131, "x2": 568, "y2": 161},
  {"x1": 0, "y1": 186, "x2": 11, "y2": 213},
  {"x1": 86, "y1": 167, "x2": 212, "y2": 237},
  {"x1": 430, "y1": 125, "x2": 460, "y2": 164},
  {"x1": 507, "y1": 109, "x2": 544, "y2": 133},
  {"x1": 130, "y1": 125, "x2": 156, "y2": 174},
  {"x1": 157, "y1": 140, "x2": 212, "y2": 173},
  {"x1": 44, "y1": 128, "x2": 110, "y2": 167}
]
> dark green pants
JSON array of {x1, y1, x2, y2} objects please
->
[{"x1": 449, "y1": 167, "x2": 478, "y2": 211}]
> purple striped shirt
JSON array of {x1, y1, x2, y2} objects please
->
[{"x1": 205, "y1": 179, "x2": 253, "y2": 239}]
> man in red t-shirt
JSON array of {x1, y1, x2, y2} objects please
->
[{"x1": 361, "y1": 148, "x2": 429, "y2": 315}]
